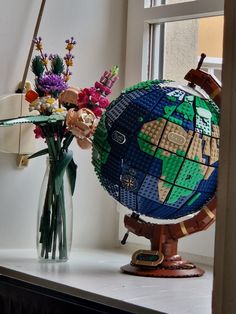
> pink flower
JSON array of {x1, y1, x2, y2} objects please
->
[
  {"x1": 78, "y1": 90, "x2": 89, "y2": 107},
  {"x1": 99, "y1": 71, "x2": 109, "y2": 82},
  {"x1": 93, "y1": 106, "x2": 103, "y2": 118},
  {"x1": 88, "y1": 87, "x2": 96, "y2": 94},
  {"x1": 94, "y1": 81, "x2": 103, "y2": 89},
  {"x1": 74, "y1": 66, "x2": 118, "y2": 118},
  {"x1": 34, "y1": 126, "x2": 45, "y2": 139},
  {"x1": 91, "y1": 91, "x2": 101, "y2": 104},
  {"x1": 83, "y1": 88, "x2": 91, "y2": 95},
  {"x1": 94, "y1": 82, "x2": 111, "y2": 95},
  {"x1": 99, "y1": 97, "x2": 109, "y2": 108}
]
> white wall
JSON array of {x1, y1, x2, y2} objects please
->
[
  {"x1": 0, "y1": 0, "x2": 216, "y2": 262},
  {"x1": 0, "y1": 0, "x2": 127, "y2": 249}
]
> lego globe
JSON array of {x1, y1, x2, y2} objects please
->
[{"x1": 92, "y1": 80, "x2": 220, "y2": 219}]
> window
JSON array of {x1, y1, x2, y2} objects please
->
[
  {"x1": 121, "y1": 0, "x2": 224, "y2": 249},
  {"x1": 124, "y1": 0, "x2": 224, "y2": 87},
  {"x1": 150, "y1": 16, "x2": 224, "y2": 83}
]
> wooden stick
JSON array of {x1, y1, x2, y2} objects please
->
[{"x1": 16, "y1": 0, "x2": 46, "y2": 93}]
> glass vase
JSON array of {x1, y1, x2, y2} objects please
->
[{"x1": 37, "y1": 156, "x2": 73, "y2": 262}]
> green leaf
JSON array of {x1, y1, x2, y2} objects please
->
[
  {"x1": 0, "y1": 116, "x2": 37, "y2": 126},
  {"x1": 54, "y1": 150, "x2": 73, "y2": 195},
  {"x1": 28, "y1": 148, "x2": 49, "y2": 159},
  {"x1": 62, "y1": 132, "x2": 74, "y2": 150},
  {"x1": 46, "y1": 137, "x2": 57, "y2": 159},
  {"x1": 51, "y1": 55, "x2": 64, "y2": 75},
  {"x1": 0, "y1": 114, "x2": 65, "y2": 127},
  {"x1": 67, "y1": 158, "x2": 77, "y2": 195},
  {"x1": 32, "y1": 56, "x2": 45, "y2": 77}
]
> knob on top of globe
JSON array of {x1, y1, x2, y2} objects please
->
[{"x1": 92, "y1": 79, "x2": 220, "y2": 220}]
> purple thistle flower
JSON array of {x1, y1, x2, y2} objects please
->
[{"x1": 37, "y1": 73, "x2": 68, "y2": 96}]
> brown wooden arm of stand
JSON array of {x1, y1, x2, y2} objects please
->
[
  {"x1": 124, "y1": 214, "x2": 166, "y2": 251},
  {"x1": 184, "y1": 53, "x2": 221, "y2": 107},
  {"x1": 168, "y1": 196, "x2": 217, "y2": 240},
  {"x1": 124, "y1": 196, "x2": 217, "y2": 244},
  {"x1": 184, "y1": 69, "x2": 221, "y2": 107},
  {"x1": 124, "y1": 214, "x2": 155, "y2": 240}
]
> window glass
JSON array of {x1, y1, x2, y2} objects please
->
[{"x1": 151, "y1": 16, "x2": 223, "y2": 83}]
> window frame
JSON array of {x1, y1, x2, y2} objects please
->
[
  {"x1": 123, "y1": 0, "x2": 236, "y2": 312},
  {"x1": 125, "y1": 0, "x2": 224, "y2": 86}
]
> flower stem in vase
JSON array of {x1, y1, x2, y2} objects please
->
[
  {"x1": 59, "y1": 186, "x2": 68, "y2": 259},
  {"x1": 37, "y1": 156, "x2": 72, "y2": 262},
  {"x1": 39, "y1": 173, "x2": 53, "y2": 258}
]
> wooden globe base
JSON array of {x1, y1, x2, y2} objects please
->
[
  {"x1": 121, "y1": 211, "x2": 218, "y2": 278},
  {"x1": 121, "y1": 254, "x2": 205, "y2": 278}
]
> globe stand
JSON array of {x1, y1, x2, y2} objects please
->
[
  {"x1": 121, "y1": 217, "x2": 204, "y2": 277},
  {"x1": 121, "y1": 197, "x2": 216, "y2": 278},
  {"x1": 121, "y1": 257, "x2": 204, "y2": 278}
]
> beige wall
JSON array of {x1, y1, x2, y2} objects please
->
[
  {"x1": 198, "y1": 16, "x2": 224, "y2": 58},
  {"x1": 164, "y1": 19, "x2": 198, "y2": 83},
  {"x1": 163, "y1": 15, "x2": 223, "y2": 84}
]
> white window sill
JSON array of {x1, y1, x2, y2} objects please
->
[{"x1": 0, "y1": 248, "x2": 213, "y2": 314}]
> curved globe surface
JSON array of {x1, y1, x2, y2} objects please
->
[{"x1": 92, "y1": 80, "x2": 220, "y2": 219}]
